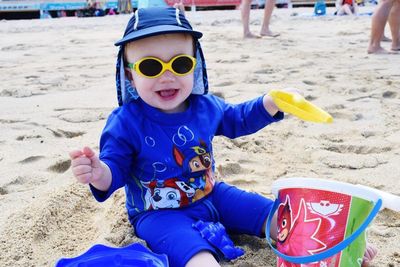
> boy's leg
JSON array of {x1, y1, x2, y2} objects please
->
[
  {"x1": 186, "y1": 251, "x2": 220, "y2": 267},
  {"x1": 134, "y1": 209, "x2": 219, "y2": 267},
  {"x1": 211, "y1": 182, "x2": 274, "y2": 236},
  {"x1": 261, "y1": 211, "x2": 277, "y2": 238}
]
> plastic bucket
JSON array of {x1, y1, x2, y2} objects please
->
[{"x1": 266, "y1": 178, "x2": 382, "y2": 267}]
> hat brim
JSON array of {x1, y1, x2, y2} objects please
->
[{"x1": 115, "y1": 25, "x2": 203, "y2": 46}]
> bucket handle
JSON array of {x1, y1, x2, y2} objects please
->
[{"x1": 266, "y1": 197, "x2": 382, "y2": 264}]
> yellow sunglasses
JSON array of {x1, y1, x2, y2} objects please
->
[{"x1": 128, "y1": 54, "x2": 197, "y2": 78}]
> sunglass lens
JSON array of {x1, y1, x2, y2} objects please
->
[
  {"x1": 139, "y1": 59, "x2": 163, "y2": 77},
  {"x1": 172, "y1": 56, "x2": 194, "y2": 75}
]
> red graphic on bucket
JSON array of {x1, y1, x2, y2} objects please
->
[{"x1": 276, "y1": 188, "x2": 351, "y2": 267}]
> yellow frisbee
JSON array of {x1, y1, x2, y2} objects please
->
[{"x1": 268, "y1": 89, "x2": 333, "y2": 123}]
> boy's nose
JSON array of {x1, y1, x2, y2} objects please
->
[{"x1": 159, "y1": 70, "x2": 176, "y2": 82}]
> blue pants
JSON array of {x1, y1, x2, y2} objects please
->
[{"x1": 134, "y1": 182, "x2": 273, "y2": 267}]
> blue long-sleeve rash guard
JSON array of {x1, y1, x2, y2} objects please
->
[{"x1": 91, "y1": 94, "x2": 283, "y2": 224}]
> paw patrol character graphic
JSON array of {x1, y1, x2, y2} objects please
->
[
  {"x1": 141, "y1": 179, "x2": 195, "y2": 210},
  {"x1": 173, "y1": 139, "x2": 215, "y2": 201}
]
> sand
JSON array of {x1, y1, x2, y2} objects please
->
[{"x1": 0, "y1": 6, "x2": 399, "y2": 267}]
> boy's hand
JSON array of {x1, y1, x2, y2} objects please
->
[
  {"x1": 263, "y1": 88, "x2": 302, "y2": 116},
  {"x1": 69, "y1": 147, "x2": 111, "y2": 191},
  {"x1": 362, "y1": 244, "x2": 377, "y2": 267}
]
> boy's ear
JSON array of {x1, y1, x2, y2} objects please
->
[{"x1": 124, "y1": 67, "x2": 135, "y2": 87}]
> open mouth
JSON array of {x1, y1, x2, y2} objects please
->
[{"x1": 157, "y1": 89, "x2": 178, "y2": 99}]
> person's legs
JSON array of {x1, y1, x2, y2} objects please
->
[
  {"x1": 337, "y1": 6, "x2": 346, "y2": 15},
  {"x1": 260, "y1": 0, "x2": 279, "y2": 36},
  {"x1": 367, "y1": 0, "x2": 395, "y2": 53},
  {"x1": 241, "y1": 0, "x2": 260, "y2": 38},
  {"x1": 382, "y1": 34, "x2": 392, "y2": 41},
  {"x1": 342, "y1": 4, "x2": 355, "y2": 15},
  {"x1": 388, "y1": 0, "x2": 400, "y2": 50}
]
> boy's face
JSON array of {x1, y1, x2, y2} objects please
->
[{"x1": 125, "y1": 33, "x2": 194, "y2": 113}]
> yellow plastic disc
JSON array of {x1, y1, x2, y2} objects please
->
[{"x1": 268, "y1": 89, "x2": 333, "y2": 123}]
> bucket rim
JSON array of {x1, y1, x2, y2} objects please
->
[{"x1": 272, "y1": 177, "x2": 382, "y2": 203}]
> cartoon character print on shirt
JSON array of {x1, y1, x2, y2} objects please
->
[
  {"x1": 140, "y1": 136, "x2": 214, "y2": 210},
  {"x1": 173, "y1": 139, "x2": 215, "y2": 201},
  {"x1": 141, "y1": 178, "x2": 195, "y2": 210}
]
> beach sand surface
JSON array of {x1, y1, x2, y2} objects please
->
[{"x1": 0, "y1": 7, "x2": 399, "y2": 267}]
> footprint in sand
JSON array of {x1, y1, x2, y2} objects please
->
[
  {"x1": 0, "y1": 186, "x2": 8, "y2": 195},
  {"x1": 361, "y1": 131, "x2": 378, "y2": 138},
  {"x1": 254, "y1": 68, "x2": 278, "y2": 75},
  {"x1": 70, "y1": 39, "x2": 86, "y2": 44},
  {"x1": 302, "y1": 80, "x2": 317, "y2": 86},
  {"x1": 0, "y1": 118, "x2": 27, "y2": 124},
  {"x1": 56, "y1": 109, "x2": 107, "y2": 123},
  {"x1": 0, "y1": 88, "x2": 38, "y2": 98},
  {"x1": 18, "y1": 155, "x2": 45, "y2": 164},
  {"x1": 336, "y1": 31, "x2": 363, "y2": 36},
  {"x1": 47, "y1": 128, "x2": 85, "y2": 138},
  {"x1": 321, "y1": 154, "x2": 387, "y2": 169},
  {"x1": 1, "y1": 43, "x2": 29, "y2": 51},
  {"x1": 323, "y1": 143, "x2": 392, "y2": 155},
  {"x1": 219, "y1": 162, "x2": 243, "y2": 176},
  {"x1": 383, "y1": 91, "x2": 397, "y2": 99},
  {"x1": 47, "y1": 159, "x2": 71, "y2": 173},
  {"x1": 305, "y1": 95, "x2": 317, "y2": 101},
  {"x1": 215, "y1": 81, "x2": 234, "y2": 87},
  {"x1": 0, "y1": 175, "x2": 47, "y2": 194},
  {"x1": 215, "y1": 58, "x2": 248, "y2": 64},
  {"x1": 16, "y1": 135, "x2": 42, "y2": 141},
  {"x1": 328, "y1": 111, "x2": 362, "y2": 121},
  {"x1": 25, "y1": 75, "x2": 39, "y2": 79}
]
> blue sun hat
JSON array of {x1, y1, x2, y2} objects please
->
[{"x1": 115, "y1": 7, "x2": 209, "y2": 106}]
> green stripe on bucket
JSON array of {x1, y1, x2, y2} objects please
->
[{"x1": 340, "y1": 196, "x2": 373, "y2": 266}]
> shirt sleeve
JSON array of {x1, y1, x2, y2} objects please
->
[
  {"x1": 215, "y1": 95, "x2": 284, "y2": 138},
  {"x1": 91, "y1": 108, "x2": 138, "y2": 202}
]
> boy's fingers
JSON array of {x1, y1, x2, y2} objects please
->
[
  {"x1": 72, "y1": 165, "x2": 92, "y2": 176},
  {"x1": 83, "y1": 146, "x2": 102, "y2": 168},
  {"x1": 83, "y1": 146, "x2": 95, "y2": 158},
  {"x1": 69, "y1": 150, "x2": 84, "y2": 159},
  {"x1": 71, "y1": 156, "x2": 91, "y2": 167}
]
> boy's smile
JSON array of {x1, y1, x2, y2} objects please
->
[
  {"x1": 157, "y1": 89, "x2": 179, "y2": 100},
  {"x1": 125, "y1": 33, "x2": 195, "y2": 113}
]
